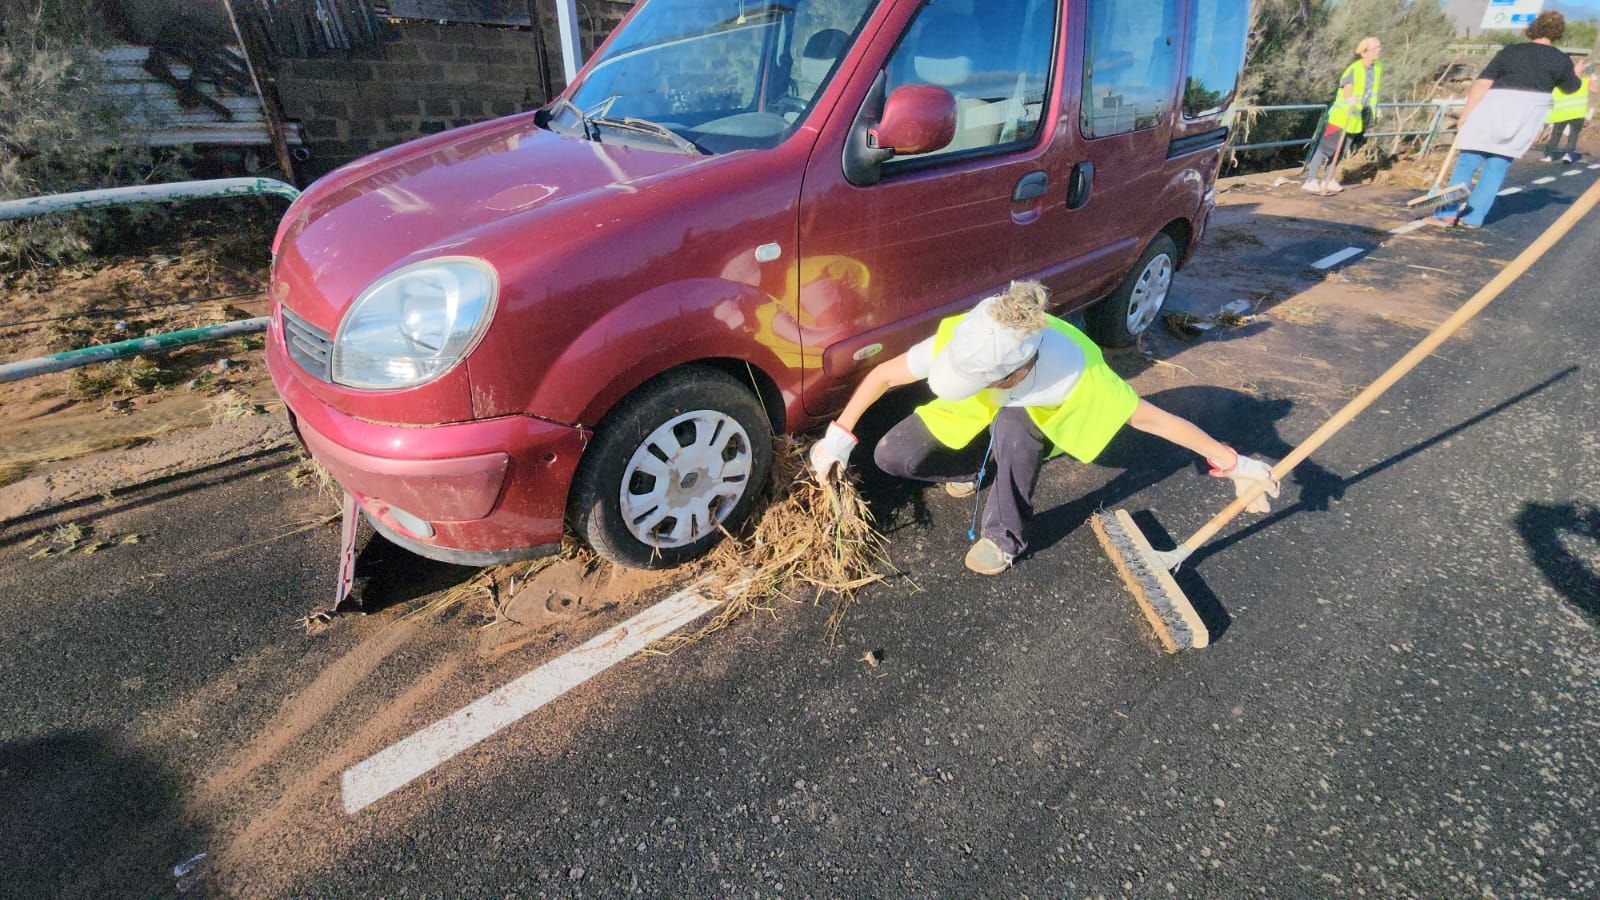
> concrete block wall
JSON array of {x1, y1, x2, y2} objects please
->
[{"x1": 276, "y1": 3, "x2": 636, "y2": 179}]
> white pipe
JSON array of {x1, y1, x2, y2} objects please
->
[
  {"x1": 0, "y1": 178, "x2": 299, "y2": 222},
  {"x1": 554, "y1": 0, "x2": 583, "y2": 85}
]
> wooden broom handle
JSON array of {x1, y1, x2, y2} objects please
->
[{"x1": 1181, "y1": 177, "x2": 1600, "y2": 553}]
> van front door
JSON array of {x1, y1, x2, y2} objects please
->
[{"x1": 795, "y1": 0, "x2": 1066, "y2": 416}]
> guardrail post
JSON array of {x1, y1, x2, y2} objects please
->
[{"x1": 1419, "y1": 101, "x2": 1447, "y2": 157}]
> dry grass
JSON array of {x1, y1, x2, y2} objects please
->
[
  {"x1": 208, "y1": 389, "x2": 267, "y2": 424},
  {"x1": 651, "y1": 437, "x2": 898, "y2": 652},
  {"x1": 0, "y1": 460, "x2": 31, "y2": 488}
]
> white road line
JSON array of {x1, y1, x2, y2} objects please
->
[
  {"x1": 1497, "y1": 186, "x2": 1522, "y2": 196},
  {"x1": 1532, "y1": 176, "x2": 1557, "y2": 184},
  {"x1": 1563, "y1": 169, "x2": 1583, "y2": 176},
  {"x1": 1389, "y1": 220, "x2": 1428, "y2": 235},
  {"x1": 341, "y1": 586, "x2": 720, "y2": 814},
  {"x1": 1589, "y1": 163, "x2": 1600, "y2": 170},
  {"x1": 1311, "y1": 246, "x2": 1365, "y2": 270}
]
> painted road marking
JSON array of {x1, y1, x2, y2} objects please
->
[
  {"x1": 1563, "y1": 169, "x2": 1583, "y2": 176},
  {"x1": 341, "y1": 585, "x2": 720, "y2": 814},
  {"x1": 1532, "y1": 176, "x2": 1557, "y2": 184},
  {"x1": 1498, "y1": 186, "x2": 1522, "y2": 196},
  {"x1": 1311, "y1": 246, "x2": 1364, "y2": 270},
  {"x1": 1589, "y1": 163, "x2": 1600, "y2": 170},
  {"x1": 1389, "y1": 220, "x2": 1428, "y2": 235}
]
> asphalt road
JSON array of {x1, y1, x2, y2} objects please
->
[{"x1": 2, "y1": 163, "x2": 1598, "y2": 897}]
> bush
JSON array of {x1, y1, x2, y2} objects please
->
[
  {"x1": 1233, "y1": 0, "x2": 1457, "y2": 168},
  {"x1": 0, "y1": 0, "x2": 186, "y2": 267}
]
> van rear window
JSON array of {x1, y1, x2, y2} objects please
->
[
  {"x1": 1081, "y1": 0, "x2": 1181, "y2": 138},
  {"x1": 1182, "y1": 0, "x2": 1250, "y2": 119}
]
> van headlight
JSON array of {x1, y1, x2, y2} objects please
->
[{"x1": 331, "y1": 257, "x2": 498, "y2": 390}]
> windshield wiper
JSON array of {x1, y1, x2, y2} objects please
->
[
  {"x1": 544, "y1": 97, "x2": 596, "y2": 141},
  {"x1": 589, "y1": 116, "x2": 706, "y2": 155}
]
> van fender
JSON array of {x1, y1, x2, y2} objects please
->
[{"x1": 527, "y1": 278, "x2": 806, "y2": 431}]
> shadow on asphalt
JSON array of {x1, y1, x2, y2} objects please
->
[
  {"x1": 0, "y1": 445, "x2": 299, "y2": 548},
  {"x1": 1517, "y1": 501, "x2": 1600, "y2": 623},
  {"x1": 0, "y1": 730, "x2": 203, "y2": 896},
  {"x1": 1194, "y1": 366, "x2": 1578, "y2": 568},
  {"x1": 347, "y1": 527, "x2": 482, "y2": 613}
]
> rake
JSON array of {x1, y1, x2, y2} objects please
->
[{"x1": 1094, "y1": 176, "x2": 1600, "y2": 652}]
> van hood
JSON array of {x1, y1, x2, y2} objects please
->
[{"x1": 273, "y1": 114, "x2": 712, "y2": 328}]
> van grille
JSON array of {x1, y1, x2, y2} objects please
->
[{"x1": 281, "y1": 305, "x2": 333, "y2": 382}]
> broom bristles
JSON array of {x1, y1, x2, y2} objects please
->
[
  {"x1": 649, "y1": 436, "x2": 898, "y2": 653},
  {"x1": 1091, "y1": 509, "x2": 1208, "y2": 653}
]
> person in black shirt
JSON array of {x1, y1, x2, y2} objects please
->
[{"x1": 1427, "y1": 11, "x2": 1586, "y2": 228}]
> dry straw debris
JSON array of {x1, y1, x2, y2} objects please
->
[{"x1": 651, "y1": 437, "x2": 899, "y2": 652}]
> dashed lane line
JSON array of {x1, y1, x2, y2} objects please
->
[
  {"x1": 1532, "y1": 176, "x2": 1558, "y2": 184},
  {"x1": 1311, "y1": 246, "x2": 1365, "y2": 270},
  {"x1": 1589, "y1": 163, "x2": 1600, "y2": 170},
  {"x1": 1563, "y1": 169, "x2": 1584, "y2": 177},
  {"x1": 1389, "y1": 220, "x2": 1428, "y2": 235},
  {"x1": 1498, "y1": 186, "x2": 1523, "y2": 196},
  {"x1": 341, "y1": 585, "x2": 720, "y2": 814}
]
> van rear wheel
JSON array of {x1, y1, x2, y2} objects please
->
[
  {"x1": 1086, "y1": 234, "x2": 1177, "y2": 348},
  {"x1": 570, "y1": 367, "x2": 773, "y2": 569}
]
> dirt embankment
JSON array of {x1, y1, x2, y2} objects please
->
[{"x1": 0, "y1": 205, "x2": 282, "y2": 495}]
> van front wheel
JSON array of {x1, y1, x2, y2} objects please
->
[
  {"x1": 1086, "y1": 234, "x2": 1177, "y2": 348},
  {"x1": 570, "y1": 367, "x2": 774, "y2": 569}
]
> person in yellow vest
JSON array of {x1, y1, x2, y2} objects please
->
[
  {"x1": 808, "y1": 282, "x2": 1278, "y2": 575},
  {"x1": 1540, "y1": 54, "x2": 1595, "y2": 163},
  {"x1": 1304, "y1": 36, "x2": 1383, "y2": 195}
]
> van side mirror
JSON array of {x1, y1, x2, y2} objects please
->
[
  {"x1": 843, "y1": 76, "x2": 958, "y2": 186},
  {"x1": 870, "y1": 85, "x2": 957, "y2": 157}
]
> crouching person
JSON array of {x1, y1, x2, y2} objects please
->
[{"x1": 808, "y1": 282, "x2": 1278, "y2": 575}]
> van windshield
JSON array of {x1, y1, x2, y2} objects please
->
[{"x1": 563, "y1": 0, "x2": 879, "y2": 154}]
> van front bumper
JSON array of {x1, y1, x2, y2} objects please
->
[{"x1": 268, "y1": 334, "x2": 588, "y2": 566}]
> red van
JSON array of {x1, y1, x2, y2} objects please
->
[{"x1": 266, "y1": 0, "x2": 1251, "y2": 568}]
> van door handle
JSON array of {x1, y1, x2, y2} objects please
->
[
  {"x1": 1012, "y1": 171, "x2": 1049, "y2": 203},
  {"x1": 1067, "y1": 161, "x2": 1094, "y2": 210}
]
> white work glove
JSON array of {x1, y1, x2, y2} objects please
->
[
  {"x1": 808, "y1": 422, "x2": 858, "y2": 482},
  {"x1": 1209, "y1": 449, "x2": 1279, "y2": 514}
]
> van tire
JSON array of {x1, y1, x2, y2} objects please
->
[
  {"x1": 570, "y1": 367, "x2": 773, "y2": 569},
  {"x1": 1085, "y1": 234, "x2": 1178, "y2": 348}
]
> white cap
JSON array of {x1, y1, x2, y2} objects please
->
[{"x1": 927, "y1": 298, "x2": 1045, "y2": 401}]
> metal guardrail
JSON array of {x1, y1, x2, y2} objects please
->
[
  {"x1": 1, "y1": 177, "x2": 299, "y2": 381},
  {"x1": 0, "y1": 177, "x2": 299, "y2": 222},
  {"x1": 1227, "y1": 99, "x2": 1466, "y2": 160}
]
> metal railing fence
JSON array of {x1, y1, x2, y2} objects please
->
[{"x1": 1227, "y1": 99, "x2": 1466, "y2": 161}]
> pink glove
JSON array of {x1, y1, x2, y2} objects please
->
[
  {"x1": 1208, "y1": 448, "x2": 1280, "y2": 514},
  {"x1": 809, "y1": 422, "x2": 858, "y2": 482}
]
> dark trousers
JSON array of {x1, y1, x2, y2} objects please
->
[
  {"x1": 1545, "y1": 119, "x2": 1582, "y2": 155},
  {"x1": 873, "y1": 408, "x2": 1047, "y2": 556}
]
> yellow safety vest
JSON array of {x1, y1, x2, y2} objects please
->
[
  {"x1": 913, "y1": 313, "x2": 1139, "y2": 463},
  {"x1": 1327, "y1": 61, "x2": 1382, "y2": 134},
  {"x1": 1549, "y1": 80, "x2": 1590, "y2": 123}
]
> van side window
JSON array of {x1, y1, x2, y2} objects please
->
[
  {"x1": 1182, "y1": 0, "x2": 1250, "y2": 118},
  {"x1": 1081, "y1": 0, "x2": 1180, "y2": 137},
  {"x1": 882, "y1": 0, "x2": 1057, "y2": 162}
]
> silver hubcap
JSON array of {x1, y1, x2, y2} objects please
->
[
  {"x1": 1126, "y1": 253, "x2": 1173, "y2": 335},
  {"x1": 620, "y1": 411, "x2": 753, "y2": 549}
]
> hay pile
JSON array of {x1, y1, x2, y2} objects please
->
[{"x1": 651, "y1": 436, "x2": 898, "y2": 652}]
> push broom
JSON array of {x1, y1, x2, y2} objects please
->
[
  {"x1": 1094, "y1": 176, "x2": 1600, "y2": 652},
  {"x1": 1406, "y1": 130, "x2": 1470, "y2": 213}
]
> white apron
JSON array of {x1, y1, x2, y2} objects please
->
[{"x1": 1456, "y1": 88, "x2": 1554, "y2": 158}]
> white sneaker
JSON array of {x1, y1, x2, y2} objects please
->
[
  {"x1": 1540, "y1": 154, "x2": 1556, "y2": 162},
  {"x1": 964, "y1": 538, "x2": 1014, "y2": 575},
  {"x1": 1561, "y1": 153, "x2": 1576, "y2": 164},
  {"x1": 1321, "y1": 180, "x2": 1345, "y2": 194},
  {"x1": 1301, "y1": 178, "x2": 1324, "y2": 193}
]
